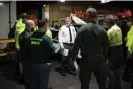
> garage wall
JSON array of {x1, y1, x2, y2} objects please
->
[
  {"x1": 0, "y1": 2, "x2": 16, "y2": 48},
  {"x1": 42, "y1": 3, "x2": 120, "y2": 27}
]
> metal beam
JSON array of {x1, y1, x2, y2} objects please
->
[{"x1": 8, "y1": 2, "x2": 11, "y2": 31}]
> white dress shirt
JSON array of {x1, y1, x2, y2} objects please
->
[{"x1": 58, "y1": 25, "x2": 77, "y2": 49}]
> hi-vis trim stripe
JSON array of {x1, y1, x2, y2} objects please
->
[{"x1": 30, "y1": 38, "x2": 43, "y2": 41}]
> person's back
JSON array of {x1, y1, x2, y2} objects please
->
[
  {"x1": 80, "y1": 23, "x2": 107, "y2": 56},
  {"x1": 78, "y1": 22, "x2": 108, "y2": 66},
  {"x1": 24, "y1": 19, "x2": 54, "y2": 89},
  {"x1": 29, "y1": 30, "x2": 54, "y2": 64}
]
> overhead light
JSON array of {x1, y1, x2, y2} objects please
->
[
  {"x1": 43, "y1": 4, "x2": 46, "y2": 7},
  {"x1": 0, "y1": 3, "x2": 4, "y2": 6},
  {"x1": 101, "y1": 0, "x2": 113, "y2": 3},
  {"x1": 60, "y1": 0, "x2": 66, "y2": 2}
]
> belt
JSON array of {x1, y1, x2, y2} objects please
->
[
  {"x1": 63, "y1": 43, "x2": 73, "y2": 49},
  {"x1": 63, "y1": 43, "x2": 73, "y2": 45}
]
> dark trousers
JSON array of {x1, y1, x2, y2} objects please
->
[
  {"x1": 16, "y1": 50, "x2": 20, "y2": 77},
  {"x1": 79, "y1": 56, "x2": 106, "y2": 89},
  {"x1": 60, "y1": 43, "x2": 76, "y2": 73},
  {"x1": 24, "y1": 63, "x2": 50, "y2": 89},
  {"x1": 123, "y1": 56, "x2": 133, "y2": 89},
  {"x1": 107, "y1": 68, "x2": 121, "y2": 89},
  {"x1": 16, "y1": 50, "x2": 24, "y2": 79}
]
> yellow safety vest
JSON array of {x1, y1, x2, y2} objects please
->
[
  {"x1": 126, "y1": 25, "x2": 133, "y2": 54},
  {"x1": 15, "y1": 19, "x2": 26, "y2": 50},
  {"x1": 107, "y1": 24, "x2": 122, "y2": 46},
  {"x1": 34, "y1": 26, "x2": 52, "y2": 38}
]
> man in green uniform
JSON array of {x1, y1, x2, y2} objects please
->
[
  {"x1": 24, "y1": 19, "x2": 54, "y2": 89},
  {"x1": 19, "y1": 20, "x2": 35, "y2": 83},
  {"x1": 67, "y1": 7, "x2": 109, "y2": 89},
  {"x1": 106, "y1": 14, "x2": 123, "y2": 89}
]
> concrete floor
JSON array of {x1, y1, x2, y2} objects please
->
[{"x1": 0, "y1": 60, "x2": 132, "y2": 89}]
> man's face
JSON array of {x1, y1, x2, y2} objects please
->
[
  {"x1": 105, "y1": 20, "x2": 111, "y2": 29},
  {"x1": 42, "y1": 24, "x2": 48, "y2": 31},
  {"x1": 66, "y1": 17, "x2": 71, "y2": 26},
  {"x1": 127, "y1": 21, "x2": 132, "y2": 28},
  {"x1": 23, "y1": 17, "x2": 27, "y2": 23}
]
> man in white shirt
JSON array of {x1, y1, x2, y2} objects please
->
[{"x1": 55, "y1": 17, "x2": 77, "y2": 76}]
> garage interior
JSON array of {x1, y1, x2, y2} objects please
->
[{"x1": 0, "y1": 1, "x2": 132, "y2": 89}]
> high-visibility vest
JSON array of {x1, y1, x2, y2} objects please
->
[
  {"x1": 15, "y1": 19, "x2": 26, "y2": 50},
  {"x1": 34, "y1": 26, "x2": 52, "y2": 38},
  {"x1": 126, "y1": 25, "x2": 133, "y2": 54},
  {"x1": 107, "y1": 24, "x2": 122, "y2": 46}
]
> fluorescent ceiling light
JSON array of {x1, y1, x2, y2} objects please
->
[
  {"x1": 43, "y1": 4, "x2": 46, "y2": 7},
  {"x1": 101, "y1": 0, "x2": 113, "y2": 3},
  {"x1": 60, "y1": 0, "x2": 66, "y2": 2}
]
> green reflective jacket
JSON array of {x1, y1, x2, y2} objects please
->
[
  {"x1": 15, "y1": 19, "x2": 26, "y2": 50},
  {"x1": 28, "y1": 29, "x2": 54, "y2": 64},
  {"x1": 126, "y1": 25, "x2": 133, "y2": 54}
]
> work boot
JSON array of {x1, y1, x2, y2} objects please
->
[
  {"x1": 55, "y1": 67, "x2": 67, "y2": 76},
  {"x1": 60, "y1": 70, "x2": 67, "y2": 76},
  {"x1": 68, "y1": 71, "x2": 76, "y2": 76},
  {"x1": 55, "y1": 67, "x2": 61, "y2": 72}
]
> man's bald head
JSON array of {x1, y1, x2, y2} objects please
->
[
  {"x1": 86, "y1": 7, "x2": 97, "y2": 19},
  {"x1": 25, "y1": 20, "x2": 35, "y2": 31},
  {"x1": 105, "y1": 14, "x2": 116, "y2": 28}
]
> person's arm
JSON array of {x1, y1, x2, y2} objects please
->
[
  {"x1": 58, "y1": 27, "x2": 64, "y2": 49},
  {"x1": 46, "y1": 37, "x2": 55, "y2": 55},
  {"x1": 102, "y1": 29, "x2": 109, "y2": 58},
  {"x1": 67, "y1": 26, "x2": 83, "y2": 60}
]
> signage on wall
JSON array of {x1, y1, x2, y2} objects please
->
[{"x1": 44, "y1": 12, "x2": 49, "y2": 20}]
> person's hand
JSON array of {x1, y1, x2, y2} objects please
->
[{"x1": 60, "y1": 48, "x2": 64, "y2": 54}]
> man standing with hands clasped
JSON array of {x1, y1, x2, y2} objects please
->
[{"x1": 55, "y1": 17, "x2": 77, "y2": 76}]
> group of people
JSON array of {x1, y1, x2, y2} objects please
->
[
  {"x1": 11, "y1": 6, "x2": 133, "y2": 89},
  {"x1": 56, "y1": 7, "x2": 133, "y2": 89}
]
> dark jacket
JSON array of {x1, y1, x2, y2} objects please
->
[
  {"x1": 28, "y1": 29, "x2": 54, "y2": 64},
  {"x1": 19, "y1": 29, "x2": 32, "y2": 61},
  {"x1": 68, "y1": 22, "x2": 109, "y2": 66}
]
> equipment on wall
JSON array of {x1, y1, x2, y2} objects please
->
[{"x1": 117, "y1": 9, "x2": 132, "y2": 19}]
